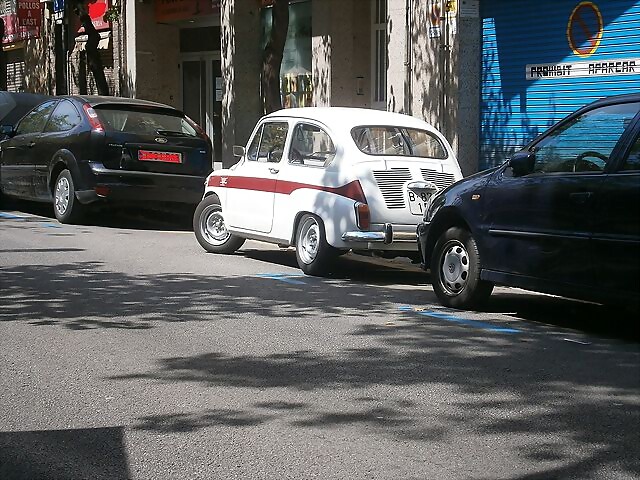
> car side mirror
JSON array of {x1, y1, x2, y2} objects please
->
[
  {"x1": 508, "y1": 151, "x2": 535, "y2": 177},
  {"x1": 0, "y1": 125, "x2": 15, "y2": 138},
  {"x1": 232, "y1": 145, "x2": 246, "y2": 157}
]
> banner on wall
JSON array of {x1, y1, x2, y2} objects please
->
[
  {"x1": 1, "y1": 13, "x2": 40, "y2": 43},
  {"x1": 155, "y1": 0, "x2": 221, "y2": 23}
]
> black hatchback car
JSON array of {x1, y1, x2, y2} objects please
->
[
  {"x1": 0, "y1": 95, "x2": 212, "y2": 223},
  {"x1": 417, "y1": 94, "x2": 640, "y2": 310}
]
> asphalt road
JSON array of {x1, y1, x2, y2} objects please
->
[{"x1": 1, "y1": 200, "x2": 639, "y2": 480}]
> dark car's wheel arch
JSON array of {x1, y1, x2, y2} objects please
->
[
  {"x1": 425, "y1": 208, "x2": 472, "y2": 267},
  {"x1": 48, "y1": 151, "x2": 80, "y2": 196}
]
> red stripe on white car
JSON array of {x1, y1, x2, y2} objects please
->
[{"x1": 207, "y1": 175, "x2": 367, "y2": 203}]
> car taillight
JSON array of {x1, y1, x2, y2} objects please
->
[
  {"x1": 83, "y1": 104, "x2": 104, "y2": 132},
  {"x1": 354, "y1": 202, "x2": 370, "y2": 230},
  {"x1": 185, "y1": 115, "x2": 210, "y2": 142}
]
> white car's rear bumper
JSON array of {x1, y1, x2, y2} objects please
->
[{"x1": 341, "y1": 223, "x2": 417, "y2": 246}]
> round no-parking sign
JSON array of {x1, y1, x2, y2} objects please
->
[{"x1": 567, "y1": 2, "x2": 604, "y2": 58}]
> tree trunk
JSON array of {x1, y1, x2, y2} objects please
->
[
  {"x1": 78, "y1": 11, "x2": 110, "y2": 95},
  {"x1": 261, "y1": 0, "x2": 289, "y2": 114},
  {"x1": 0, "y1": 19, "x2": 7, "y2": 91}
]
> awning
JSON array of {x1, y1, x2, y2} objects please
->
[{"x1": 74, "y1": 31, "x2": 111, "y2": 52}]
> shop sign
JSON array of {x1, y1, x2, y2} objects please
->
[
  {"x1": 428, "y1": 0, "x2": 441, "y2": 38},
  {"x1": 0, "y1": 12, "x2": 40, "y2": 43},
  {"x1": 526, "y1": 58, "x2": 640, "y2": 80},
  {"x1": 156, "y1": 0, "x2": 221, "y2": 23},
  {"x1": 77, "y1": 0, "x2": 111, "y2": 32},
  {"x1": 17, "y1": 0, "x2": 41, "y2": 29},
  {"x1": 53, "y1": 0, "x2": 65, "y2": 14}
]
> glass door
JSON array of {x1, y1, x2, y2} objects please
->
[{"x1": 181, "y1": 53, "x2": 222, "y2": 167}]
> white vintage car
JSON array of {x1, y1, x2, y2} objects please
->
[{"x1": 193, "y1": 107, "x2": 463, "y2": 275}]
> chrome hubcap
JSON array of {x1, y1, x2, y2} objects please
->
[
  {"x1": 201, "y1": 205, "x2": 230, "y2": 246},
  {"x1": 54, "y1": 177, "x2": 70, "y2": 215},
  {"x1": 298, "y1": 217, "x2": 320, "y2": 264},
  {"x1": 440, "y1": 240, "x2": 469, "y2": 294}
]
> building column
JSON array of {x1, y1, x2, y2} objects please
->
[
  {"x1": 312, "y1": 0, "x2": 371, "y2": 108},
  {"x1": 221, "y1": 0, "x2": 262, "y2": 168},
  {"x1": 124, "y1": 0, "x2": 137, "y2": 97},
  {"x1": 410, "y1": 1, "x2": 481, "y2": 174},
  {"x1": 311, "y1": 1, "x2": 331, "y2": 107},
  {"x1": 387, "y1": 0, "x2": 407, "y2": 113}
]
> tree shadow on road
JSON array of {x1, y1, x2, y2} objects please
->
[
  {"x1": 0, "y1": 427, "x2": 130, "y2": 480},
  {"x1": 1, "y1": 198, "x2": 193, "y2": 232},
  {"x1": 1, "y1": 261, "x2": 638, "y2": 478}
]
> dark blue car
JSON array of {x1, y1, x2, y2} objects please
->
[
  {"x1": 417, "y1": 93, "x2": 640, "y2": 310},
  {"x1": 0, "y1": 95, "x2": 212, "y2": 223}
]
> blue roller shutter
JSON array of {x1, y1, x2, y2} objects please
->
[{"x1": 480, "y1": 1, "x2": 640, "y2": 170}]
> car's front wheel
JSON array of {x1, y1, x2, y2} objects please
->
[
  {"x1": 430, "y1": 226, "x2": 493, "y2": 310},
  {"x1": 53, "y1": 169, "x2": 85, "y2": 224},
  {"x1": 295, "y1": 214, "x2": 338, "y2": 276},
  {"x1": 193, "y1": 195, "x2": 245, "y2": 254}
]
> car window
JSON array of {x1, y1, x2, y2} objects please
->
[
  {"x1": 257, "y1": 122, "x2": 288, "y2": 163},
  {"x1": 247, "y1": 125, "x2": 263, "y2": 161},
  {"x1": 45, "y1": 100, "x2": 82, "y2": 133},
  {"x1": 351, "y1": 126, "x2": 447, "y2": 159},
  {"x1": 289, "y1": 123, "x2": 336, "y2": 167},
  {"x1": 622, "y1": 133, "x2": 640, "y2": 171},
  {"x1": 531, "y1": 102, "x2": 640, "y2": 174},
  {"x1": 95, "y1": 107, "x2": 198, "y2": 136},
  {"x1": 16, "y1": 100, "x2": 57, "y2": 135}
]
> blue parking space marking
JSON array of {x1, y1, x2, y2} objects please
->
[
  {"x1": 255, "y1": 273, "x2": 307, "y2": 285},
  {"x1": 0, "y1": 212, "x2": 26, "y2": 220},
  {"x1": 1, "y1": 212, "x2": 63, "y2": 229},
  {"x1": 400, "y1": 306, "x2": 521, "y2": 334}
]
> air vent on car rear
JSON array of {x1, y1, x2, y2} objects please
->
[
  {"x1": 373, "y1": 168, "x2": 412, "y2": 209},
  {"x1": 420, "y1": 169, "x2": 456, "y2": 191}
]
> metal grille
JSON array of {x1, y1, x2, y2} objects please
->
[
  {"x1": 373, "y1": 168, "x2": 411, "y2": 209},
  {"x1": 421, "y1": 169, "x2": 456, "y2": 191}
]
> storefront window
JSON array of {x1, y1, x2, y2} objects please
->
[{"x1": 262, "y1": 0, "x2": 312, "y2": 109}]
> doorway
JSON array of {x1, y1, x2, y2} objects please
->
[{"x1": 181, "y1": 53, "x2": 222, "y2": 167}]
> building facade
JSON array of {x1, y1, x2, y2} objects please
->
[{"x1": 2, "y1": 0, "x2": 639, "y2": 173}]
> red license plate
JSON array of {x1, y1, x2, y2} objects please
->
[{"x1": 138, "y1": 150, "x2": 182, "y2": 163}]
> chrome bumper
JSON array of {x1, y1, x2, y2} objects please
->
[{"x1": 341, "y1": 224, "x2": 417, "y2": 244}]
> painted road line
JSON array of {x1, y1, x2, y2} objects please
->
[
  {"x1": 255, "y1": 273, "x2": 307, "y2": 285},
  {"x1": 0, "y1": 212, "x2": 27, "y2": 220},
  {"x1": 399, "y1": 305, "x2": 521, "y2": 334}
]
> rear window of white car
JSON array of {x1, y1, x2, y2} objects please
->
[{"x1": 351, "y1": 126, "x2": 447, "y2": 159}]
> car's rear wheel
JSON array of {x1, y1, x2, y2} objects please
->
[
  {"x1": 430, "y1": 226, "x2": 493, "y2": 310},
  {"x1": 295, "y1": 214, "x2": 337, "y2": 276},
  {"x1": 53, "y1": 169, "x2": 85, "y2": 224},
  {"x1": 193, "y1": 195, "x2": 245, "y2": 254}
]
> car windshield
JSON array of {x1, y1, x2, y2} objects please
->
[
  {"x1": 351, "y1": 126, "x2": 448, "y2": 159},
  {"x1": 95, "y1": 106, "x2": 199, "y2": 137}
]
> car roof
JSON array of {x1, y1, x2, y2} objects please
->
[
  {"x1": 264, "y1": 107, "x2": 439, "y2": 131},
  {"x1": 586, "y1": 93, "x2": 640, "y2": 108}
]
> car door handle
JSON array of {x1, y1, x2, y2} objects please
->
[
  {"x1": 569, "y1": 192, "x2": 593, "y2": 204},
  {"x1": 27, "y1": 142, "x2": 36, "y2": 148},
  {"x1": 268, "y1": 168, "x2": 279, "y2": 174}
]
